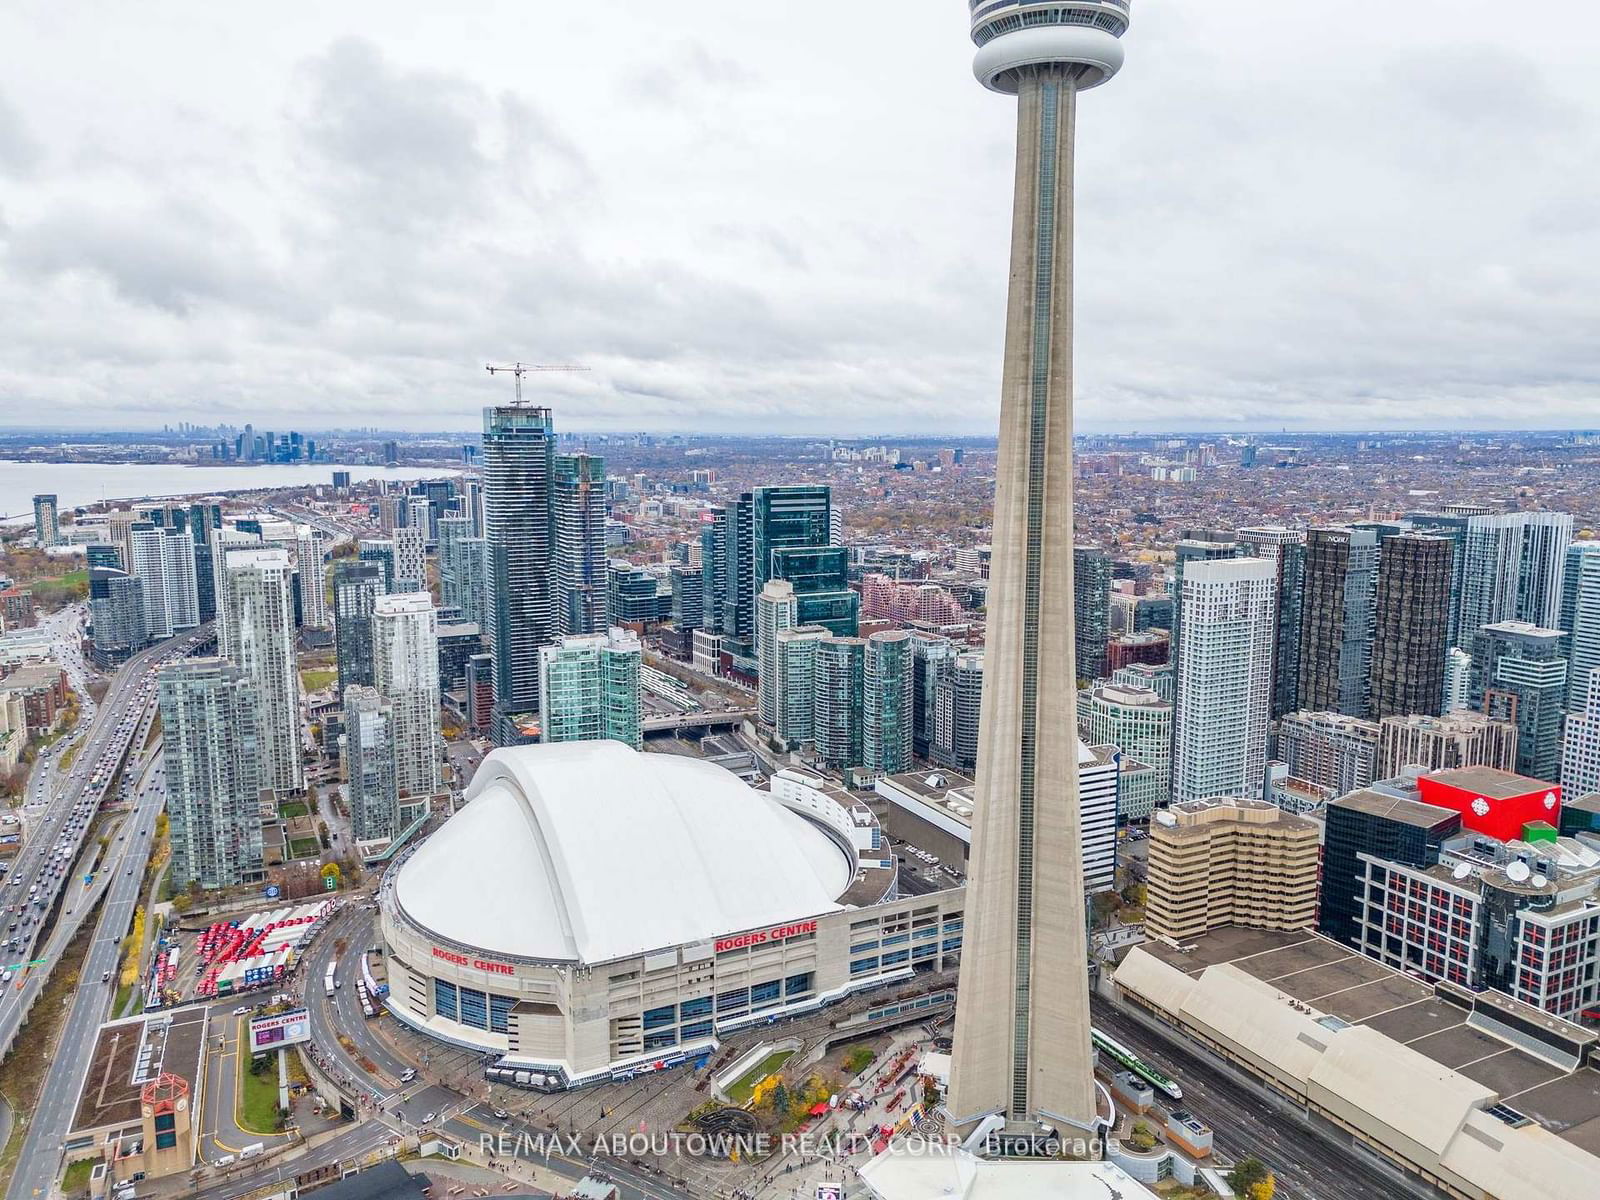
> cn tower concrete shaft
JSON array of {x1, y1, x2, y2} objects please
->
[{"x1": 947, "y1": 67, "x2": 1097, "y2": 1132}]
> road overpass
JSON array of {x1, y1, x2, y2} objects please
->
[{"x1": 641, "y1": 709, "x2": 754, "y2": 735}]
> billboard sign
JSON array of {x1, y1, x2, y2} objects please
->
[{"x1": 248, "y1": 1008, "x2": 310, "y2": 1053}]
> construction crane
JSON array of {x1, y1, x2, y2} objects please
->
[{"x1": 484, "y1": 362, "x2": 589, "y2": 405}]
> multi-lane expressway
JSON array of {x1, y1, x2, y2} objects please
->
[
  {"x1": 0, "y1": 622, "x2": 207, "y2": 1061},
  {"x1": 2, "y1": 625, "x2": 210, "y2": 1200}
]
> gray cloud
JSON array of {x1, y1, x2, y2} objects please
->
[{"x1": 0, "y1": 0, "x2": 1599, "y2": 432}]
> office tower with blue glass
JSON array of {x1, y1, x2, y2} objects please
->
[{"x1": 948, "y1": 0, "x2": 1129, "y2": 1138}]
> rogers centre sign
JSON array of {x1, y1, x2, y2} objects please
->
[
  {"x1": 716, "y1": 920, "x2": 818, "y2": 954},
  {"x1": 433, "y1": 946, "x2": 515, "y2": 976}
]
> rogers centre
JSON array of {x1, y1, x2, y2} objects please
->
[{"x1": 379, "y1": 743, "x2": 966, "y2": 1088}]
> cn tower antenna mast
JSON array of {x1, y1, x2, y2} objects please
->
[{"x1": 484, "y1": 362, "x2": 590, "y2": 405}]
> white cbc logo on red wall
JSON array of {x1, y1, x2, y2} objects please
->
[
  {"x1": 1471, "y1": 797, "x2": 1490, "y2": 818},
  {"x1": 1544, "y1": 792, "x2": 1557, "y2": 810}
]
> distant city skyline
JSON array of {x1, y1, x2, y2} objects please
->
[{"x1": 4, "y1": 2, "x2": 1600, "y2": 434}]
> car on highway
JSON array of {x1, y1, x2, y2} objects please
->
[
  {"x1": 400, "y1": 1068, "x2": 417, "y2": 1083},
  {"x1": 492, "y1": 1107, "x2": 509, "y2": 1120},
  {"x1": 233, "y1": 1005, "x2": 250, "y2": 1016},
  {"x1": 101, "y1": 970, "x2": 110, "y2": 982},
  {"x1": 421, "y1": 1112, "x2": 436, "y2": 1125}
]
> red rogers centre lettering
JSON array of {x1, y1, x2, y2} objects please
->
[
  {"x1": 715, "y1": 919, "x2": 818, "y2": 954},
  {"x1": 432, "y1": 946, "x2": 515, "y2": 975}
]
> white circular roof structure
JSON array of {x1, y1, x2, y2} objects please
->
[{"x1": 391, "y1": 741, "x2": 851, "y2": 965}]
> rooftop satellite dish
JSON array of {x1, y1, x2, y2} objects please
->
[
  {"x1": 1533, "y1": 875, "x2": 1549, "y2": 888},
  {"x1": 1506, "y1": 860, "x2": 1532, "y2": 884},
  {"x1": 1452, "y1": 862, "x2": 1472, "y2": 881}
]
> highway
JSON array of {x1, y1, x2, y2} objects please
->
[
  {"x1": 0, "y1": 619, "x2": 208, "y2": 1061},
  {"x1": 2, "y1": 626, "x2": 210, "y2": 1200}
]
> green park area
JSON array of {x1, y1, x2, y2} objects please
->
[
  {"x1": 300, "y1": 668, "x2": 337, "y2": 691},
  {"x1": 726, "y1": 1049, "x2": 795, "y2": 1105},
  {"x1": 238, "y1": 1051, "x2": 283, "y2": 1134}
]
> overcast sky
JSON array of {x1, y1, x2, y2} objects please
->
[{"x1": 2, "y1": 1, "x2": 1599, "y2": 435}]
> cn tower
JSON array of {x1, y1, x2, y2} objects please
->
[{"x1": 947, "y1": 1, "x2": 1129, "y2": 1138}]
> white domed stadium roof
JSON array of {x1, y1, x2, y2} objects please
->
[{"x1": 392, "y1": 741, "x2": 851, "y2": 965}]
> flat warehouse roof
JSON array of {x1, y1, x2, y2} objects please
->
[
  {"x1": 1137, "y1": 928, "x2": 1600, "y2": 1154},
  {"x1": 70, "y1": 1007, "x2": 208, "y2": 1134}
]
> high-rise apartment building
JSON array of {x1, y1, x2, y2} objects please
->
[
  {"x1": 1145, "y1": 797, "x2": 1320, "y2": 943},
  {"x1": 437, "y1": 515, "x2": 472, "y2": 617},
  {"x1": 209, "y1": 527, "x2": 261, "y2": 659},
  {"x1": 1275, "y1": 710, "x2": 1380, "y2": 797},
  {"x1": 864, "y1": 630, "x2": 914, "y2": 774},
  {"x1": 129, "y1": 524, "x2": 200, "y2": 640},
  {"x1": 773, "y1": 625, "x2": 830, "y2": 746},
  {"x1": 343, "y1": 686, "x2": 398, "y2": 842},
  {"x1": 333, "y1": 560, "x2": 383, "y2": 694},
  {"x1": 393, "y1": 525, "x2": 426, "y2": 594},
  {"x1": 358, "y1": 538, "x2": 397, "y2": 594},
  {"x1": 1078, "y1": 742, "x2": 1120, "y2": 895},
  {"x1": 295, "y1": 526, "x2": 329, "y2": 631},
  {"x1": 756, "y1": 581, "x2": 798, "y2": 728},
  {"x1": 1471, "y1": 621, "x2": 1568, "y2": 782},
  {"x1": 1172, "y1": 557, "x2": 1276, "y2": 806},
  {"x1": 160, "y1": 659, "x2": 263, "y2": 889},
  {"x1": 1562, "y1": 668, "x2": 1600, "y2": 798},
  {"x1": 553, "y1": 452, "x2": 608, "y2": 637},
  {"x1": 483, "y1": 404, "x2": 557, "y2": 741},
  {"x1": 947, "y1": 0, "x2": 1131, "y2": 1132},
  {"x1": 1072, "y1": 545, "x2": 1110, "y2": 683},
  {"x1": 1235, "y1": 526, "x2": 1305, "y2": 718},
  {"x1": 1376, "y1": 711, "x2": 1519, "y2": 777},
  {"x1": 931, "y1": 650, "x2": 984, "y2": 772},
  {"x1": 32, "y1": 494, "x2": 59, "y2": 547},
  {"x1": 372, "y1": 592, "x2": 441, "y2": 799},
  {"x1": 668, "y1": 564, "x2": 703, "y2": 633},
  {"x1": 812, "y1": 636, "x2": 865, "y2": 770},
  {"x1": 220, "y1": 547, "x2": 303, "y2": 795},
  {"x1": 1170, "y1": 533, "x2": 1237, "y2": 670},
  {"x1": 88, "y1": 568, "x2": 147, "y2": 668},
  {"x1": 1456, "y1": 512, "x2": 1573, "y2": 648},
  {"x1": 1560, "y1": 542, "x2": 1600, "y2": 715},
  {"x1": 1297, "y1": 527, "x2": 1377, "y2": 717},
  {"x1": 1078, "y1": 683, "x2": 1171, "y2": 813},
  {"x1": 1369, "y1": 532, "x2": 1452, "y2": 720},
  {"x1": 1443, "y1": 647, "x2": 1472, "y2": 714},
  {"x1": 537, "y1": 629, "x2": 642, "y2": 750},
  {"x1": 699, "y1": 506, "x2": 731, "y2": 636},
  {"x1": 910, "y1": 632, "x2": 958, "y2": 761}
]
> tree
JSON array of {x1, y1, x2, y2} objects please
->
[
  {"x1": 320, "y1": 862, "x2": 342, "y2": 891},
  {"x1": 170, "y1": 894, "x2": 192, "y2": 914},
  {"x1": 1228, "y1": 1157, "x2": 1270, "y2": 1195},
  {"x1": 1249, "y1": 1176, "x2": 1276, "y2": 1200}
]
